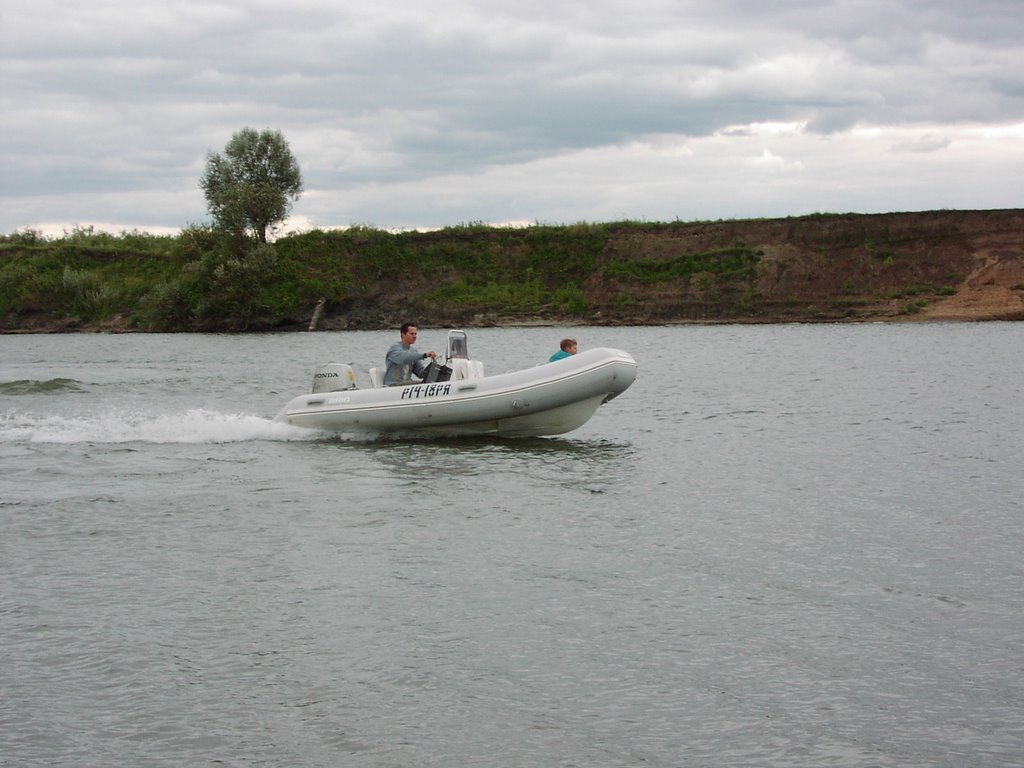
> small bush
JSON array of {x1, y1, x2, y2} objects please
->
[
  {"x1": 136, "y1": 275, "x2": 198, "y2": 330},
  {"x1": 0, "y1": 228, "x2": 47, "y2": 247},
  {"x1": 61, "y1": 267, "x2": 116, "y2": 319}
]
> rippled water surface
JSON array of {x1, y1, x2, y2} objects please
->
[{"x1": 2, "y1": 324, "x2": 1022, "y2": 767}]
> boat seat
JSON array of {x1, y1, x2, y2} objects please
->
[
  {"x1": 367, "y1": 367, "x2": 383, "y2": 388},
  {"x1": 448, "y1": 358, "x2": 484, "y2": 380}
]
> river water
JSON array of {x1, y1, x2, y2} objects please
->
[{"x1": 2, "y1": 323, "x2": 1022, "y2": 767}]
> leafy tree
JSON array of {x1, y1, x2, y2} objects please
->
[{"x1": 200, "y1": 128, "x2": 303, "y2": 244}]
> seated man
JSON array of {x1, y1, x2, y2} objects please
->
[{"x1": 384, "y1": 323, "x2": 437, "y2": 385}]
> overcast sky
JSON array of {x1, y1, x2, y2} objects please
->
[{"x1": 2, "y1": 0, "x2": 1022, "y2": 237}]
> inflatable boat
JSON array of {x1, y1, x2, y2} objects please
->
[{"x1": 276, "y1": 330, "x2": 637, "y2": 437}]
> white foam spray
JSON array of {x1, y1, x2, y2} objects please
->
[{"x1": 0, "y1": 408, "x2": 318, "y2": 444}]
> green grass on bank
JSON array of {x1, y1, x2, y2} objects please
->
[
  {"x1": 3, "y1": 221, "x2": 702, "y2": 330},
  {"x1": 1, "y1": 223, "x2": 633, "y2": 330}
]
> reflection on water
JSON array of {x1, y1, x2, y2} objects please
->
[
  {"x1": 369, "y1": 434, "x2": 633, "y2": 467},
  {"x1": 311, "y1": 435, "x2": 640, "y2": 500}
]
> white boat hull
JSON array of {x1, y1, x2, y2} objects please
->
[{"x1": 277, "y1": 347, "x2": 637, "y2": 437}]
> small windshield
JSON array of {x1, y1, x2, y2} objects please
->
[{"x1": 447, "y1": 330, "x2": 469, "y2": 359}]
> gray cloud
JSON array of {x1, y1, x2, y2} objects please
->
[{"x1": 1, "y1": 0, "x2": 1021, "y2": 235}]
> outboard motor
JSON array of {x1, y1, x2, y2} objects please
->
[{"x1": 311, "y1": 363, "x2": 357, "y2": 393}]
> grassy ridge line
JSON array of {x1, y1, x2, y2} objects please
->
[{"x1": 3, "y1": 211, "x2": 1022, "y2": 331}]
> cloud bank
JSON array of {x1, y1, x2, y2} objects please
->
[{"x1": 1, "y1": 0, "x2": 1022, "y2": 236}]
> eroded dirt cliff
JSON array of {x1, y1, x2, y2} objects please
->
[{"x1": 578, "y1": 209, "x2": 1024, "y2": 324}]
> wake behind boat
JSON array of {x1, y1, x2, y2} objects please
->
[{"x1": 276, "y1": 330, "x2": 637, "y2": 437}]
